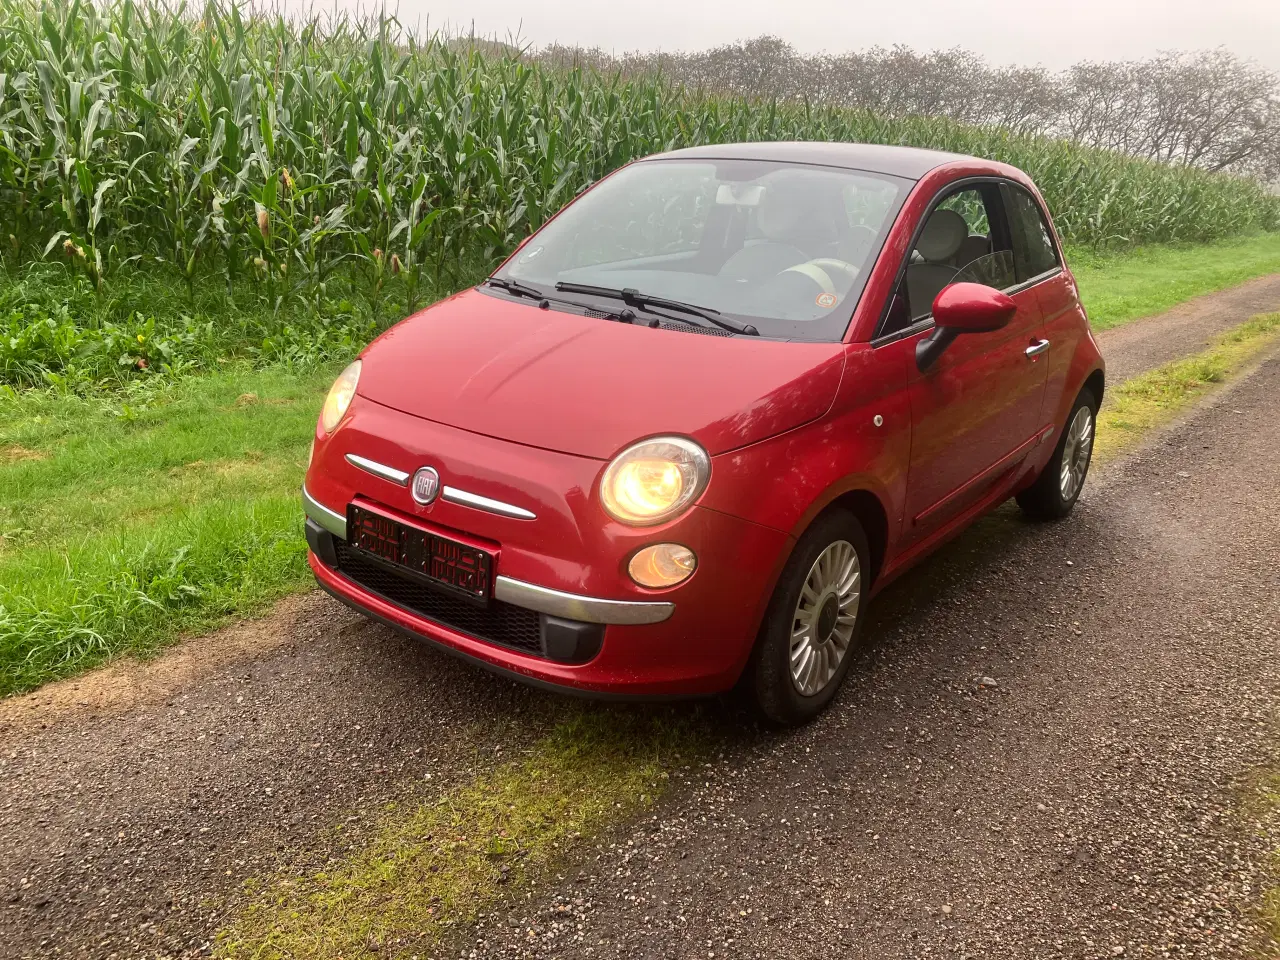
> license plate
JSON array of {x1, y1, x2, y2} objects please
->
[{"x1": 347, "y1": 503, "x2": 493, "y2": 604}]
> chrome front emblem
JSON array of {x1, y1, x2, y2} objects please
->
[{"x1": 411, "y1": 466, "x2": 441, "y2": 505}]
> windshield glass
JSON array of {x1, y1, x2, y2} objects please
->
[{"x1": 495, "y1": 158, "x2": 908, "y2": 340}]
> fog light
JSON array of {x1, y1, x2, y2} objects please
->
[{"x1": 628, "y1": 543, "x2": 696, "y2": 588}]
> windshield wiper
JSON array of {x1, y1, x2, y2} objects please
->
[
  {"x1": 484, "y1": 276, "x2": 550, "y2": 301},
  {"x1": 485, "y1": 277, "x2": 642, "y2": 324},
  {"x1": 553, "y1": 282, "x2": 759, "y2": 336}
]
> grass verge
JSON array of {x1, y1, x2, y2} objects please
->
[
  {"x1": 1070, "y1": 231, "x2": 1280, "y2": 331},
  {"x1": 215, "y1": 708, "x2": 708, "y2": 959},
  {"x1": 1239, "y1": 764, "x2": 1280, "y2": 957},
  {"x1": 1261, "y1": 787, "x2": 1280, "y2": 954},
  {"x1": 0, "y1": 365, "x2": 334, "y2": 694},
  {"x1": 0, "y1": 261, "x2": 465, "y2": 388},
  {"x1": 1092, "y1": 312, "x2": 1280, "y2": 462}
]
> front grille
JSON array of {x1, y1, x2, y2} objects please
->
[{"x1": 332, "y1": 539, "x2": 543, "y2": 655}]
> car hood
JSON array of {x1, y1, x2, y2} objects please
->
[{"x1": 357, "y1": 289, "x2": 846, "y2": 459}]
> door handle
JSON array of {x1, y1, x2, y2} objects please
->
[{"x1": 1025, "y1": 339, "x2": 1050, "y2": 358}]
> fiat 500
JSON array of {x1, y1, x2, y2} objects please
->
[{"x1": 302, "y1": 142, "x2": 1104, "y2": 724}]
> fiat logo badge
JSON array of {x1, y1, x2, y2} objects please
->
[{"x1": 411, "y1": 466, "x2": 441, "y2": 505}]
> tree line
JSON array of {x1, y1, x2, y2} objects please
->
[{"x1": 531, "y1": 38, "x2": 1280, "y2": 181}]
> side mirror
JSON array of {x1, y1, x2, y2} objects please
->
[{"x1": 916, "y1": 282, "x2": 1017, "y2": 372}]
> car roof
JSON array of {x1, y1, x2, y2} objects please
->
[{"x1": 645, "y1": 141, "x2": 974, "y2": 180}]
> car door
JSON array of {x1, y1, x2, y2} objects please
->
[
  {"x1": 881, "y1": 182, "x2": 1049, "y2": 547},
  {"x1": 1000, "y1": 182, "x2": 1074, "y2": 431}
]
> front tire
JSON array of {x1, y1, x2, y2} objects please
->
[
  {"x1": 1017, "y1": 387, "x2": 1098, "y2": 521},
  {"x1": 749, "y1": 510, "x2": 869, "y2": 726}
]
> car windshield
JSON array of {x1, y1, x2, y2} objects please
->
[{"x1": 494, "y1": 158, "x2": 909, "y2": 341}]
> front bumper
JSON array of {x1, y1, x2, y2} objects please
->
[
  {"x1": 302, "y1": 397, "x2": 791, "y2": 697},
  {"x1": 303, "y1": 489, "x2": 673, "y2": 627}
]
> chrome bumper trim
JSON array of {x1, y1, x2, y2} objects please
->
[
  {"x1": 494, "y1": 576, "x2": 674, "y2": 625},
  {"x1": 345, "y1": 453, "x2": 410, "y2": 486},
  {"x1": 443, "y1": 485, "x2": 537, "y2": 521},
  {"x1": 302, "y1": 485, "x2": 348, "y2": 539},
  {"x1": 344, "y1": 453, "x2": 535, "y2": 520}
]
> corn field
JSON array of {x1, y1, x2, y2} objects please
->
[{"x1": 2, "y1": 0, "x2": 1278, "y2": 306}]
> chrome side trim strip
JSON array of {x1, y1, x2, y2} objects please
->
[
  {"x1": 302, "y1": 485, "x2": 348, "y2": 539},
  {"x1": 494, "y1": 576, "x2": 674, "y2": 625},
  {"x1": 345, "y1": 453, "x2": 410, "y2": 486},
  {"x1": 442, "y1": 485, "x2": 537, "y2": 521}
]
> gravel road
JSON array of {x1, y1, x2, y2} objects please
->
[
  {"x1": 467, "y1": 352, "x2": 1280, "y2": 960},
  {"x1": 1, "y1": 282, "x2": 1278, "y2": 959}
]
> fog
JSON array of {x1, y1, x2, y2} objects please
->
[{"x1": 287, "y1": 0, "x2": 1280, "y2": 71}]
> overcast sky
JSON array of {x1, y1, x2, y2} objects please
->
[{"x1": 306, "y1": 0, "x2": 1280, "y2": 71}]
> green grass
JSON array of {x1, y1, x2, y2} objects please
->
[
  {"x1": 0, "y1": 260, "x2": 458, "y2": 388},
  {"x1": 1238, "y1": 764, "x2": 1280, "y2": 958},
  {"x1": 0, "y1": 365, "x2": 335, "y2": 694},
  {"x1": 216, "y1": 709, "x2": 708, "y2": 959},
  {"x1": 1069, "y1": 232, "x2": 1280, "y2": 331},
  {"x1": 1261, "y1": 779, "x2": 1280, "y2": 955},
  {"x1": 1092, "y1": 312, "x2": 1280, "y2": 461}
]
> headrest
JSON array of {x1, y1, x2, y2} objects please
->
[
  {"x1": 954, "y1": 234, "x2": 991, "y2": 268},
  {"x1": 915, "y1": 209, "x2": 967, "y2": 262},
  {"x1": 756, "y1": 175, "x2": 828, "y2": 244}
]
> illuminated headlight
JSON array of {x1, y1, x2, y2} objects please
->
[
  {"x1": 320, "y1": 360, "x2": 361, "y2": 435},
  {"x1": 629, "y1": 543, "x2": 697, "y2": 588},
  {"x1": 599, "y1": 436, "x2": 710, "y2": 526}
]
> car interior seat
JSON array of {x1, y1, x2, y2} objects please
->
[
  {"x1": 953, "y1": 234, "x2": 991, "y2": 269},
  {"x1": 904, "y1": 208, "x2": 967, "y2": 319}
]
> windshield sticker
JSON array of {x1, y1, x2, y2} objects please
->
[{"x1": 815, "y1": 292, "x2": 838, "y2": 308}]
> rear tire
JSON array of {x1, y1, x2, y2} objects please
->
[
  {"x1": 749, "y1": 510, "x2": 869, "y2": 726},
  {"x1": 1017, "y1": 388, "x2": 1097, "y2": 521}
]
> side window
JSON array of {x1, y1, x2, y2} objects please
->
[
  {"x1": 1002, "y1": 184, "x2": 1060, "y2": 282},
  {"x1": 884, "y1": 185, "x2": 1015, "y2": 335}
]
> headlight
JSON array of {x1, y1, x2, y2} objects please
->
[
  {"x1": 320, "y1": 360, "x2": 361, "y2": 434},
  {"x1": 599, "y1": 436, "x2": 710, "y2": 526}
]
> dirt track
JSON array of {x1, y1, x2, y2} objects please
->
[
  {"x1": 2, "y1": 280, "x2": 1279, "y2": 959},
  {"x1": 1094, "y1": 272, "x2": 1280, "y2": 384}
]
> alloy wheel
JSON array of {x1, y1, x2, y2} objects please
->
[
  {"x1": 789, "y1": 539, "x2": 861, "y2": 696},
  {"x1": 1059, "y1": 405, "x2": 1095, "y2": 501}
]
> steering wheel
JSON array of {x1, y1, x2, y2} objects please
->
[{"x1": 780, "y1": 258, "x2": 859, "y2": 301}]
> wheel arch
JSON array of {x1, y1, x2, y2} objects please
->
[
  {"x1": 1083, "y1": 367, "x2": 1105, "y2": 406},
  {"x1": 806, "y1": 487, "x2": 890, "y2": 588}
]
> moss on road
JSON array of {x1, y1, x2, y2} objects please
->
[
  {"x1": 216, "y1": 709, "x2": 708, "y2": 960},
  {"x1": 1093, "y1": 312, "x2": 1280, "y2": 462}
]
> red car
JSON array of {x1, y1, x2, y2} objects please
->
[{"x1": 303, "y1": 142, "x2": 1104, "y2": 724}]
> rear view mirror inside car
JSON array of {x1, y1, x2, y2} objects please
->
[{"x1": 716, "y1": 182, "x2": 765, "y2": 205}]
